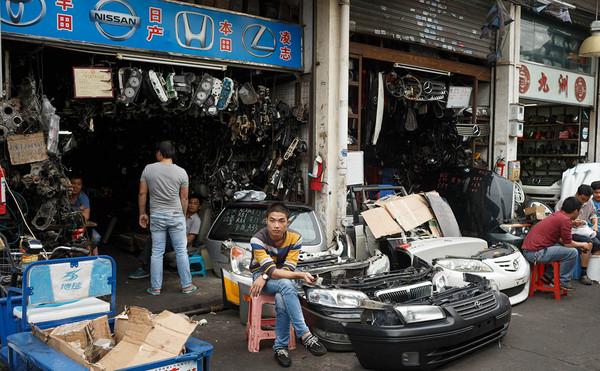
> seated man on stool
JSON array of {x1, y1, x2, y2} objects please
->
[
  {"x1": 555, "y1": 184, "x2": 600, "y2": 285},
  {"x1": 249, "y1": 202, "x2": 327, "y2": 368},
  {"x1": 522, "y1": 196, "x2": 592, "y2": 291}
]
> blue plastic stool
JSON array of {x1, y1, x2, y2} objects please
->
[
  {"x1": 189, "y1": 253, "x2": 207, "y2": 277},
  {"x1": 572, "y1": 252, "x2": 582, "y2": 280}
]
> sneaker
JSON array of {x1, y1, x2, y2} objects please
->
[
  {"x1": 274, "y1": 348, "x2": 291, "y2": 368},
  {"x1": 128, "y1": 268, "x2": 149, "y2": 279},
  {"x1": 541, "y1": 273, "x2": 553, "y2": 285},
  {"x1": 302, "y1": 333, "x2": 327, "y2": 356},
  {"x1": 182, "y1": 284, "x2": 198, "y2": 295},
  {"x1": 560, "y1": 282, "x2": 575, "y2": 291},
  {"x1": 580, "y1": 275, "x2": 593, "y2": 286}
]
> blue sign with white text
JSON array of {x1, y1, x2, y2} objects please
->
[{"x1": 0, "y1": 0, "x2": 303, "y2": 70}]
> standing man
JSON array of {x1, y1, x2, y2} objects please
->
[
  {"x1": 138, "y1": 141, "x2": 196, "y2": 295},
  {"x1": 249, "y1": 203, "x2": 327, "y2": 368},
  {"x1": 521, "y1": 197, "x2": 591, "y2": 291},
  {"x1": 129, "y1": 195, "x2": 202, "y2": 279},
  {"x1": 555, "y1": 184, "x2": 599, "y2": 285}
]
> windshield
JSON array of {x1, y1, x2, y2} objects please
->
[{"x1": 208, "y1": 206, "x2": 321, "y2": 245}]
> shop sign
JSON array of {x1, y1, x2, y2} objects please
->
[
  {"x1": 7, "y1": 132, "x2": 48, "y2": 165},
  {"x1": 1, "y1": 0, "x2": 302, "y2": 71},
  {"x1": 518, "y1": 62, "x2": 594, "y2": 106}
]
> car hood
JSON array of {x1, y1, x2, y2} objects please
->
[{"x1": 404, "y1": 237, "x2": 489, "y2": 264}]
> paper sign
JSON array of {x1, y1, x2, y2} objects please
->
[
  {"x1": 7, "y1": 132, "x2": 48, "y2": 165},
  {"x1": 73, "y1": 68, "x2": 113, "y2": 99},
  {"x1": 446, "y1": 86, "x2": 473, "y2": 108}
]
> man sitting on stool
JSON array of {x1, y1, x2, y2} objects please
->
[
  {"x1": 521, "y1": 196, "x2": 592, "y2": 291},
  {"x1": 249, "y1": 202, "x2": 327, "y2": 368},
  {"x1": 554, "y1": 184, "x2": 600, "y2": 285}
]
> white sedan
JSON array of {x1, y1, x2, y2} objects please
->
[{"x1": 405, "y1": 236, "x2": 530, "y2": 305}]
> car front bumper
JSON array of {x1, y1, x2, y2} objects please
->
[{"x1": 342, "y1": 291, "x2": 511, "y2": 370}]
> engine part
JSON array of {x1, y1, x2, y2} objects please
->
[
  {"x1": 148, "y1": 70, "x2": 169, "y2": 103},
  {"x1": 117, "y1": 68, "x2": 143, "y2": 105},
  {"x1": 31, "y1": 200, "x2": 57, "y2": 230},
  {"x1": 238, "y1": 82, "x2": 259, "y2": 105},
  {"x1": 194, "y1": 73, "x2": 215, "y2": 107},
  {"x1": 217, "y1": 77, "x2": 234, "y2": 111},
  {"x1": 165, "y1": 73, "x2": 178, "y2": 100}
]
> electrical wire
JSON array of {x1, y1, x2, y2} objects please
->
[{"x1": 4, "y1": 179, "x2": 37, "y2": 240}]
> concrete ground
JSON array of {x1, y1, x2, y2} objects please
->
[
  {"x1": 107, "y1": 245, "x2": 223, "y2": 314},
  {"x1": 192, "y1": 281, "x2": 600, "y2": 371}
]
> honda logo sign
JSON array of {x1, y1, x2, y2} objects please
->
[{"x1": 175, "y1": 11, "x2": 214, "y2": 51}]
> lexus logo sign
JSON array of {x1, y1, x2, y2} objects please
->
[
  {"x1": 242, "y1": 24, "x2": 276, "y2": 58},
  {"x1": 175, "y1": 11, "x2": 214, "y2": 51},
  {"x1": 90, "y1": 0, "x2": 140, "y2": 41},
  {"x1": 1, "y1": 0, "x2": 46, "y2": 27}
]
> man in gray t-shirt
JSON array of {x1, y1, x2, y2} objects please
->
[{"x1": 138, "y1": 141, "x2": 197, "y2": 295}]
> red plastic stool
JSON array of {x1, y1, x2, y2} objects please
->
[
  {"x1": 245, "y1": 294, "x2": 296, "y2": 353},
  {"x1": 528, "y1": 261, "x2": 568, "y2": 300}
]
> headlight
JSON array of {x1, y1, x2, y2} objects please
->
[
  {"x1": 306, "y1": 288, "x2": 368, "y2": 308},
  {"x1": 394, "y1": 305, "x2": 446, "y2": 324},
  {"x1": 432, "y1": 271, "x2": 449, "y2": 292},
  {"x1": 499, "y1": 224, "x2": 529, "y2": 236},
  {"x1": 436, "y1": 258, "x2": 493, "y2": 273},
  {"x1": 230, "y1": 245, "x2": 252, "y2": 275}
]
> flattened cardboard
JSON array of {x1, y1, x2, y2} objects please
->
[
  {"x1": 524, "y1": 205, "x2": 548, "y2": 220},
  {"x1": 384, "y1": 194, "x2": 434, "y2": 231},
  {"x1": 361, "y1": 207, "x2": 402, "y2": 239}
]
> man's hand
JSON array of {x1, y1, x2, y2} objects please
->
[
  {"x1": 250, "y1": 276, "x2": 266, "y2": 297},
  {"x1": 573, "y1": 219, "x2": 586, "y2": 227},
  {"x1": 582, "y1": 242, "x2": 593, "y2": 253},
  {"x1": 139, "y1": 214, "x2": 149, "y2": 229},
  {"x1": 297, "y1": 271, "x2": 316, "y2": 284}
]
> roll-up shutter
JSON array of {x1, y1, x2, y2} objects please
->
[{"x1": 350, "y1": 0, "x2": 496, "y2": 60}]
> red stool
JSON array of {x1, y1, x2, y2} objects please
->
[
  {"x1": 528, "y1": 261, "x2": 568, "y2": 300},
  {"x1": 245, "y1": 294, "x2": 296, "y2": 353}
]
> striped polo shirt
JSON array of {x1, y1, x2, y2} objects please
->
[{"x1": 249, "y1": 227, "x2": 302, "y2": 276}]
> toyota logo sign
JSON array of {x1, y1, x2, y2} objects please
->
[{"x1": 1, "y1": 0, "x2": 46, "y2": 26}]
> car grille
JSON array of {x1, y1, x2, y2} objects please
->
[
  {"x1": 450, "y1": 291, "x2": 497, "y2": 319},
  {"x1": 375, "y1": 282, "x2": 432, "y2": 303},
  {"x1": 493, "y1": 259, "x2": 518, "y2": 272},
  {"x1": 501, "y1": 283, "x2": 526, "y2": 298}
]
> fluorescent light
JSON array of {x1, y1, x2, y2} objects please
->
[
  {"x1": 393, "y1": 63, "x2": 451, "y2": 76},
  {"x1": 58, "y1": 130, "x2": 72, "y2": 135},
  {"x1": 116, "y1": 53, "x2": 227, "y2": 71}
]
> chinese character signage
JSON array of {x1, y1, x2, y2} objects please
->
[
  {"x1": 519, "y1": 62, "x2": 594, "y2": 106},
  {"x1": 1, "y1": 0, "x2": 303, "y2": 71}
]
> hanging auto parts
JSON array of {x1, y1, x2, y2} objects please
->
[
  {"x1": 148, "y1": 70, "x2": 169, "y2": 103},
  {"x1": 117, "y1": 67, "x2": 143, "y2": 106}
]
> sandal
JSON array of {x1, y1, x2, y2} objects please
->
[
  {"x1": 182, "y1": 284, "x2": 198, "y2": 295},
  {"x1": 146, "y1": 288, "x2": 161, "y2": 296}
]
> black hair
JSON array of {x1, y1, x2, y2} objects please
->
[
  {"x1": 577, "y1": 184, "x2": 593, "y2": 197},
  {"x1": 266, "y1": 202, "x2": 290, "y2": 219},
  {"x1": 591, "y1": 181, "x2": 600, "y2": 191},
  {"x1": 189, "y1": 194, "x2": 202, "y2": 203},
  {"x1": 562, "y1": 196, "x2": 582, "y2": 214},
  {"x1": 69, "y1": 174, "x2": 83, "y2": 181},
  {"x1": 156, "y1": 140, "x2": 176, "y2": 159}
]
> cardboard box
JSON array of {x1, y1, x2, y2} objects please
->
[
  {"x1": 383, "y1": 194, "x2": 434, "y2": 231},
  {"x1": 33, "y1": 307, "x2": 198, "y2": 371},
  {"x1": 361, "y1": 207, "x2": 403, "y2": 239},
  {"x1": 524, "y1": 205, "x2": 548, "y2": 220}
]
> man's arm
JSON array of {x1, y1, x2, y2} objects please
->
[
  {"x1": 179, "y1": 186, "x2": 189, "y2": 215},
  {"x1": 138, "y1": 181, "x2": 149, "y2": 228},
  {"x1": 560, "y1": 219, "x2": 592, "y2": 251}
]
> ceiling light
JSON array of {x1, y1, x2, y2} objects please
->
[
  {"x1": 580, "y1": 1, "x2": 600, "y2": 57},
  {"x1": 116, "y1": 53, "x2": 227, "y2": 71}
]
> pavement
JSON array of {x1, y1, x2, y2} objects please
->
[{"x1": 191, "y1": 281, "x2": 600, "y2": 371}]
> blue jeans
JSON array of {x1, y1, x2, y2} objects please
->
[
  {"x1": 522, "y1": 245, "x2": 578, "y2": 284},
  {"x1": 253, "y1": 272, "x2": 310, "y2": 350},
  {"x1": 150, "y1": 211, "x2": 192, "y2": 290}
]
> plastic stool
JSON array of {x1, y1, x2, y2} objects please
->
[
  {"x1": 188, "y1": 253, "x2": 207, "y2": 277},
  {"x1": 245, "y1": 294, "x2": 296, "y2": 353},
  {"x1": 528, "y1": 261, "x2": 568, "y2": 300}
]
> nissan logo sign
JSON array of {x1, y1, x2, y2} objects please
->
[
  {"x1": 242, "y1": 24, "x2": 276, "y2": 58},
  {"x1": 175, "y1": 11, "x2": 214, "y2": 51},
  {"x1": 90, "y1": 0, "x2": 140, "y2": 41},
  {"x1": 1, "y1": 0, "x2": 46, "y2": 27}
]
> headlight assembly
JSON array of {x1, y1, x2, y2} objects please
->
[
  {"x1": 306, "y1": 288, "x2": 368, "y2": 308},
  {"x1": 230, "y1": 245, "x2": 252, "y2": 275},
  {"x1": 394, "y1": 305, "x2": 446, "y2": 324},
  {"x1": 436, "y1": 258, "x2": 493, "y2": 273},
  {"x1": 499, "y1": 224, "x2": 529, "y2": 236}
]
